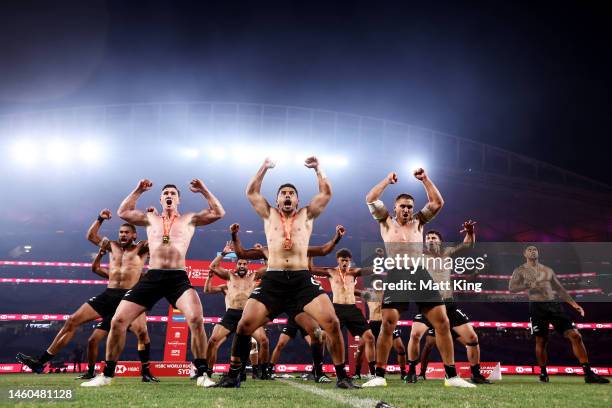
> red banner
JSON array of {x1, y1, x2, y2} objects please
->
[{"x1": 163, "y1": 307, "x2": 189, "y2": 361}]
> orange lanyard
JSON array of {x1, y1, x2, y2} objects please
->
[
  {"x1": 161, "y1": 213, "x2": 177, "y2": 244},
  {"x1": 277, "y1": 209, "x2": 296, "y2": 250},
  {"x1": 338, "y1": 266, "x2": 351, "y2": 288}
]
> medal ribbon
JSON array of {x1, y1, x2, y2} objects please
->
[
  {"x1": 277, "y1": 209, "x2": 296, "y2": 250},
  {"x1": 161, "y1": 213, "x2": 177, "y2": 243}
]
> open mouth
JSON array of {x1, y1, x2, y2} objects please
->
[
  {"x1": 166, "y1": 199, "x2": 172, "y2": 205},
  {"x1": 283, "y1": 199, "x2": 292, "y2": 206}
]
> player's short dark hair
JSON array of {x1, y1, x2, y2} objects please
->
[
  {"x1": 336, "y1": 248, "x2": 353, "y2": 259},
  {"x1": 395, "y1": 193, "x2": 414, "y2": 202},
  {"x1": 162, "y1": 184, "x2": 181, "y2": 197},
  {"x1": 524, "y1": 244, "x2": 538, "y2": 252},
  {"x1": 120, "y1": 223, "x2": 136, "y2": 233},
  {"x1": 277, "y1": 183, "x2": 299, "y2": 197},
  {"x1": 426, "y1": 230, "x2": 443, "y2": 241}
]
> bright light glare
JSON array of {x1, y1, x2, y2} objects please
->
[
  {"x1": 180, "y1": 147, "x2": 200, "y2": 159},
  {"x1": 47, "y1": 139, "x2": 68, "y2": 165},
  {"x1": 78, "y1": 141, "x2": 103, "y2": 163},
  {"x1": 205, "y1": 146, "x2": 226, "y2": 161},
  {"x1": 10, "y1": 139, "x2": 39, "y2": 166}
]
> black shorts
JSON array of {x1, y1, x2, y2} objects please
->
[
  {"x1": 281, "y1": 316, "x2": 309, "y2": 339},
  {"x1": 87, "y1": 288, "x2": 129, "y2": 321},
  {"x1": 529, "y1": 302, "x2": 575, "y2": 337},
  {"x1": 381, "y1": 267, "x2": 444, "y2": 312},
  {"x1": 334, "y1": 304, "x2": 370, "y2": 337},
  {"x1": 123, "y1": 269, "x2": 193, "y2": 310},
  {"x1": 368, "y1": 320, "x2": 401, "y2": 341},
  {"x1": 416, "y1": 301, "x2": 470, "y2": 338},
  {"x1": 219, "y1": 308, "x2": 243, "y2": 333},
  {"x1": 249, "y1": 270, "x2": 325, "y2": 319}
]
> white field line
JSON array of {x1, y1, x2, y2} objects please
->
[{"x1": 279, "y1": 379, "x2": 384, "y2": 408}]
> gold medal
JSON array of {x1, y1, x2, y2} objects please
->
[
  {"x1": 283, "y1": 238, "x2": 292, "y2": 250},
  {"x1": 163, "y1": 235, "x2": 170, "y2": 244}
]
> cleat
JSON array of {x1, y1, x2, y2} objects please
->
[
  {"x1": 16, "y1": 353, "x2": 45, "y2": 374},
  {"x1": 351, "y1": 373, "x2": 361, "y2": 380},
  {"x1": 417, "y1": 374, "x2": 426, "y2": 381},
  {"x1": 336, "y1": 378, "x2": 361, "y2": 389},
  {"x1": 470, "y1": 375, "x2": 491, "y2": 384},
  {"x1": 212, "y1": 375, "x2": 240, "y2": 388},
  {"x1": 585, "y1": 373, "x2": 610, "y2": 384},
  {"x1": 539, "y1": 374, "x2": 549, "y2": 383},
  {"x1": 80, "y1": 374, "x2": 112, "y2": 387},
  {"x1": 404, "y1": 372, "x2": 417, "y2": 383},
  {"x1": 76, "y1": 372, "x2": 96, "y2": 380},
  {"x1": 196, "y1": 373, "x2": 216, "y2": 387},
  {"x1": 444, "y1": 376, "x2": 476, "y2": 388},
  {"x1": 142, "y1": 373, "x2": 161, "y2": 383},
  {"x1": 239, "y1": 372, "x2": 247, "y2": 382},
  {"x1": 362, "y1": 376, "x2": 387, "y2": 387},
  {"x1": 315, "y1": 374, "x2": 332, "y2": 383},
  {"x1": 259, "y1": 371, "x2": 273, "y2": 380},
  {"x1": 376, "y1": 402, "x2": 395, "y2": 408}
]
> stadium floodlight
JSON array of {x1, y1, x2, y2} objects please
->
[
  {"x1": 10, "y1": 139, "x2": 39, "y2": 166},
  {"x1": 47, "y1": 139, "x2": 68, "y2": 165},
  {"x1": 180, "y1": 147, "x2": 200, "y2": 159},
  {"x1": 205, "y1": 146, "x2": 226, "y2": 161},
  {"x1": 78, "y1": 141, "x2": 104, "y2": 163}
]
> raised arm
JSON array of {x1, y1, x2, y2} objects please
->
[
  {"x1": 86, "y1": 209, "x2": 112, "y2": 246},
  {"x1": 304, "y1": 157, "x2": 332, "y2": 219},
  {"x1": 189, "y1": 179, "x2": 226, "y2": 226},
  {"x1": 254, "y1": 265, "x2": 267, "y2": 279},
  {"x1": 445, "y1": 220, "x2": 476, "y2": 256},
  {"x1": 365, "y1": 172, "x2": 397, "y2": 223},
  {"x1": 204, "y1": 271, "x2": 228, "y2": 294},
  {"x1": 230, "y1": 223, "x2": 266, "y2": 260},
  {"x1": 307, "y1": 225, "x2": 345, "y2": 257},
  {"x1": 118, "y1": 179, "x2": 152, "y2": 226},
  {"x1": 209, "y1": 242, "x2": 233, "y2": 280},
  {"x1": 91, "y1": 248, "x2": 109, "y2": 279},
  {"x1": 246, "y1": 158, "x2": 274, "y2": 218},
  {"x1": 551, "y1": 272, "x2": 584, "y2": 316},
  {"x1": 414, "y1": 168, "x2": 444, "y2": 225}
]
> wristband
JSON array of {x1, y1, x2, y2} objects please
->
[{"x1": 97, "y1": 216, "x2": 105, "y2": 223}]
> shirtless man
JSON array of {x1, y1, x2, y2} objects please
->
[
  {"x1": 81, "y1": 179, "x2": 225, "y2": 387},
  {"x1": 17, "y1": 210, "x2": 154, "y2": 382},
  {"x1": 509, "y1": 245, "x2": 609, "y2": 384},
  {"x1": 230, "y1": 221, "x2": 344, "y2": 382},
  {"x1": 407, "y1": 223, "x2": 490, "y2": 384},
  {"x1": 205, "y1": 242, "x2": 269, "y2": 381},
  {"x1": 309, "y1": 249, "x2": 377, "y2": 377},
  {"x1": 214, "y1": 157, "x2": 358, "y2": 389},
  {"x1": 352, "y1": 288, "x2": 406, "y2": 380},
  {"x1": 78, "y1": 245, "x2": 158, "y2": 382},
  {"x1": 362, "y1": 169, "x2": 474, "y2": 388}
]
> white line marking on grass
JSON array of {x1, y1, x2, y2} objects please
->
[{"x1": 279, "y1": 380, "x2": 382, "y2": 408}]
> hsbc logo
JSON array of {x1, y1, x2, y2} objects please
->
[
  {"x1": 516, "y1": 367, "x2": 524, "y2": 373},
  {"x1": 565, "y1": 367, "x2": 574, "y2": 374},
  {"x1": 0, "y1": 315, "x2": 7, "y2": 320},
  {"x1": 115, "y1": 365, "x2": 127, "y2": 374},
  {"x1": 304, "y1": 365, "x2": 312, "y2": 372},
  {"x1": 277, "y1": 365, "x2": 287, "y2": 372},
  {"x1": 43, "y1": 315, "x2": 49, "y2": 320}
]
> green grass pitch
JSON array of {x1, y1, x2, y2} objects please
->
[{"x1": 0, "y1": 374, "x2": 610, "y2": 407}]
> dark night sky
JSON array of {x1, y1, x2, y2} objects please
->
[{"x1": 1, "y1": 1, "x2": 611, "y2": 184}]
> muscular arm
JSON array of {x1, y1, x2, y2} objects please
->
[
  {"x1": 254, "y1": 265, "x2": 267, "y2": 279},
  {"x1": 91, "y1": 249, "x2": 109, "y2": 279},
  {"x1": 307, "y1": 225, "x2": 344, "y2": 257},
  {"x1": 509, "y1": 267, "x2": 529, "y2": 293},
  {"x1": 550, "y1": 272, "x2": 576, "y2": 305},
  {"x1": 445, "y1": 221, "x2": 476, "y2": 256},
  {"x1": 308, "y1": 258, "x2": 331, "y2": 277},
  {"x1": 246, "y1": 160, "x2": 273, "y2": 218},
  {"x1": 365, "y1": 173, "x2": 395, "y2": 223},
  {"x1": 204, "y1": 273, "x2": 228, "y2": 294},
  {"x1": 306, "y1": 159, "x2": 332, "y2": 219},
  {"x1": 190, "y1": 180, "x2": 226, "y2": 226},
  {"x1": 118, "y1": 181, "x2": 150, "y2": 226},
  {"x1": 415, "y1": 170, "x2": 444, "y2": 226},
  {"x1": 86, "y1": 209, "x2": 112, "y2": 246},
  {"x1": 231, "y1": 227, "x2": 266, "y2": 260},
  {"x1": 209, "y1": 253, "x2": 231, "y2": 280}
]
